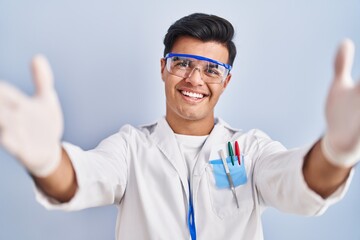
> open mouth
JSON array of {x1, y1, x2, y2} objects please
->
[{"x1": 180, "y1": 90, "x2": 207, "y2": 99}]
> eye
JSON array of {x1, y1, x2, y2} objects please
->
[
  {"x1": 178, "y1": 61, "x2": 189, "y2": 67},
  {"x1": 205, "y1": 67, "x2": 221, "y2": 76},
  {"x1": 174, "y1": 58, "x2": 191, "y2": 68}
]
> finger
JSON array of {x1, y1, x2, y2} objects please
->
[
  {"x1": 334, "y1": 39, "x2": 355, "y2": 81},
  {"x1": 0, "y1": 81, "x2": 28, "y2": 106},
  {"x1": 0, "y1": 82, "x2": 26, "y2": 129},
  {"x1": 31, "y1": 55, "x2": 54, "y2": 97},
  {"x1": 0, "y1": 105, "x2": 14, "y2": 129},
  {"x1": 0, "y1": 129, "x2": 19, "y2": 158}
]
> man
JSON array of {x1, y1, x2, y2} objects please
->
[{"x1": 0, "y1": 13, "x2": 357, "y2": 240}]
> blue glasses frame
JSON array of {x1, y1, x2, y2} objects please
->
[{"x1": 164, "y1": 53, "x2": 232, "y2": 71}]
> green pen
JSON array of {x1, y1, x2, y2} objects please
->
[{"x1": 227, "y1": 141, "x2": 235, "y2": 166}]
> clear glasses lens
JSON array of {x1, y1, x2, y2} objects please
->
[{"x1": 166, "y1": 56, "x2": 229, "y2": 83}]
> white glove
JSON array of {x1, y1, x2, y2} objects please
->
[
  {"x1": 322, "y1": 39, "x2": 360, "y2": 168},
  {"x1": 0, "y1": 55, "x2": 63, "y2": 177}
]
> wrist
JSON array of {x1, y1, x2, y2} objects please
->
[
  {"x1": 28, "y1": 144, "x2": 62, "y2": 177},
  {"x1": 321, "y1": 134, "x2": 359, "y2": 168}
]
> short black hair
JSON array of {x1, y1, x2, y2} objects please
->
[{"x1": 163, "y1": 13, "x2": 236, "y2": 66}]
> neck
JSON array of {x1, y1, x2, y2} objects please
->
[{"x1": 166, "y1": 114, "x2": 215, "y2": 136}]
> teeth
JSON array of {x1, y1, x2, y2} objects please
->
[{"x1": 181, "y1": 90, "x2": 204, "y2": 99}]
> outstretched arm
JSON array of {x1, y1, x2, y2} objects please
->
[
  {"x1": 0, "y1": 56, "x2": 77, "y2": 202},
  {"x1": 303, "y1": 40, "x2": 358, "y2": 198}
]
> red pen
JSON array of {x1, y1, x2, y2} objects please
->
[{"x1": 235, "y1": 141, "x2": 241, "y2": 165}]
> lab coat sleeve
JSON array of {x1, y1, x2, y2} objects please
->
[
  {"x1": 251, "y1": 129, "x2": 354, "y2": 216},
  {"x1": 34, "y1": 125, "x2": 132, "y2": 211}
]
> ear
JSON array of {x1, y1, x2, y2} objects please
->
[
  {"x1": 160, "y1": 58, "x2": 166, "y2": 82},
  {"x1": 222, "y1": 73, "x2": 232, "y2": 89}
]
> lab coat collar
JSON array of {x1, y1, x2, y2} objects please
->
[
  {"x1": 147, "y1": 117, "x2": 242, "y2": 175},
  {"x1": 146, "y1": 117, "x2": 242, "y2": 200}
]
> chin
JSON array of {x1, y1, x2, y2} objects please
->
[{"x1": 180, "y1": 111, "x2": 211, "y2": 122}]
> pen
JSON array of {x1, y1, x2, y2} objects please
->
[
  {"x1": 219, "y1": 149, "x2": 240, "y2": 208},
  {"x1": 235, "y1": 141, "x2": 241, "y2": 165},
  {"x1": 228, "y1": 142, "x2": 235, "y2": 166}
]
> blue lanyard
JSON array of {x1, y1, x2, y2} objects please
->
[{"x1": 188, "y1": 182, "x2": 197, "y2": 240}]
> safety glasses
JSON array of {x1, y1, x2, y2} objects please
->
[{"x1": 164, "y1": 53, "x2": 232, "y2": 84}]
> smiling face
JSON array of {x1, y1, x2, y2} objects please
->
[{"x1": 161, "y1": 36, "x2": 232, "y2": 135}]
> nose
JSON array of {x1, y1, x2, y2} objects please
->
[{"x1": 186, "y1": 67, "x2": 204, "y2": 86}]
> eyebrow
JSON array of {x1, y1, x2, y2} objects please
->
[{"x1": 208, "y1": 63, "x2": 219, "y2": 68}]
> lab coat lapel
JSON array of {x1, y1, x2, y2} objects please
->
[{"x1": 151, "y1": 118, "x2": 189, "y2": 198}]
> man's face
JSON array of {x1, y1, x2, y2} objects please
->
[{"x1": 161, "y1": 36, "x2": 231, "y2": 127}]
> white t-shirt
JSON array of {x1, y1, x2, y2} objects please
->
[{"x1": 175, "y1": 133, "x2": 208, "y2": 180}]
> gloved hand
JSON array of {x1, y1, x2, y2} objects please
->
[
  {"x1": 0, "y1": 55, "x2": 63, "y2": 177},
  {"x1": 322, "y1": 39, "x2": 360, "y2": 168}
]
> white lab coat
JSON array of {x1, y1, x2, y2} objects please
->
[{"x1": 36, "y1": 117, "x2": 352, "y2": 240}]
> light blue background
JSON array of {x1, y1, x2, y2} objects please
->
[{"x1": 0, "y1": 1, "x2": 359, "y2": 239}]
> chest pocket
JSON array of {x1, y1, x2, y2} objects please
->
[{"x1": 205, "y1": 158, "x2": 254, "y2": 219}]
